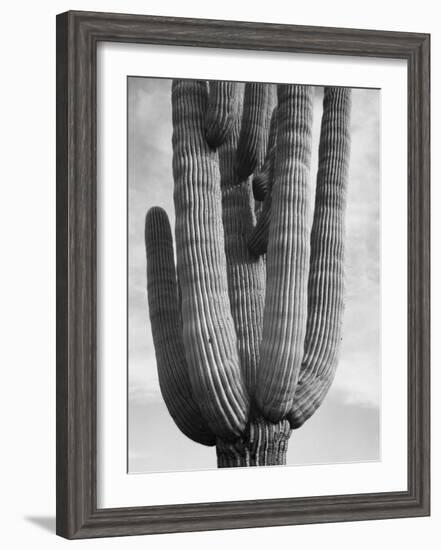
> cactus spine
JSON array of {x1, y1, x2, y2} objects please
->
[{"x1": 145, "y1": 80, "x2": 351, "y2": 466}]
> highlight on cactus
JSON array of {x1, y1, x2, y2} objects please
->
[{"x1": 129, "y1": 76, "x2": 380, "y2": 472}]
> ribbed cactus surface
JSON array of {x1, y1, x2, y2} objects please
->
[
  {"x1": 252, "y1": 107, "x2": 277, "y2": 202},
  {"x1": 145, "y1": 207, "x2": 215, "y2": 446},
  {"x1": 236, "y1": 83, "x2": 276, "y2": 181},
  {"x1": 255, "y1": 85, "x2": 313, "y2": 422},
  {"x1": 288, "y1": 87, "x2": 351, "y2": 428},
  {"x1": 145, "y1": 79, "x2": 352, "y2": 467},
  {"x1": 171, "y1": 80, "x2": 248, "y2": 441}
]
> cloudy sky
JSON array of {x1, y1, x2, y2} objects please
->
[{"x1": 127, "y1": 78, "x2": 380, "y2": 473}]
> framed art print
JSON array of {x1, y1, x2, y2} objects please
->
[{"x1": 56, "y1": 10, "x2": 430, "y2": 539}]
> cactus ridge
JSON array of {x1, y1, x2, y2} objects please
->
[
  {"x1": 145, "y1": 207, "x2": 215, "y2": 445},
  {"x1": 255, "y1": 85, "x2": 314, "y2": 422},
  {"x1": 171, "y1": 79, "x2": 249, "y2": 440},
  {"x1": 205, "y1": 81, "x2": 240, "y2": 149},
  {"x1": 288, "y1": 87, "x2": 352, "y2": 429}
]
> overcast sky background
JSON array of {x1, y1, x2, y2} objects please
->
[{"x1": 127, "y1": 78, "x2": 380, "y2": 473}]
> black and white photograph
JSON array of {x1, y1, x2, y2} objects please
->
[{"x1": 128, "y1": 77, "x2": 380, "y2": 473}]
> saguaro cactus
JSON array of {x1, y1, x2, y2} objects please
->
[{"x1": 144, "y1": 79, "x2": 351, "y2": 467}]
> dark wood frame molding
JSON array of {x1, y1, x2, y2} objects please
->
[{"x1": 56, "y1": 10, "x2": 430, "y2": 539}]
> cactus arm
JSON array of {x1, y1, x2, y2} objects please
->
[
  {"x1": 205, "y1": 81, "x2": 239, "y2": 149},
  {"x1": 252, "y1": 146, "x2": 275, "y2": 202},
  {"x1": 235, "y1": 83, "x2": 276, "y2": 181},
  {"x1": 288, "y1": 87, "x2": 351, "y2": 429},
  {"x1": 217, "y1": 84, "x2": 266, "y2": 397},
  {"x1": 247, "y1": 191, "x2": 272, "y2": 258},
  {"x1": 247, "y1": 140, "x2": 276, "y2": 257},
  {"x1": 259, "y1": 87, "x2": 277, "y2": 165},
  {"x1": 256, "y1": 85, "x2": 313, "y2": 422},
  {"x1": 172, "y1": 79, "x2": 249, "y2": 440},
  {"x1": 145, "y1": 207, "x2": 215, "y2": 446},
  {"x1": 252, "y1": 108, "x2": 277, "y2": 202},
  {"x1": 248, "y1": 108, "x2": 277, "y2": 256}
]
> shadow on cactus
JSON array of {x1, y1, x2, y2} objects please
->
[{"x1": 145, "y1": 79, "x2": 352, "y2": 468}]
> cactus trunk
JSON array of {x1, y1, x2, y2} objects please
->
[{"x1": 216, "y1": 417, "x2": 291, "y2": 467}]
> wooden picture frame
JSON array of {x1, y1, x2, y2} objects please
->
[{"x1": 56, "y1": 10, "x2": 430, "y2": 539}]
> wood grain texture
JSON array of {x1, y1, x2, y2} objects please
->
[{"x1": 56, "y1": 10, "x2": 430, "y2": 539}]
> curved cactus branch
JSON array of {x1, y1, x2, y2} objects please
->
[
  {"x1": 288, "y1": 376, "x2": 334, "y2": 429},
  {"x1": 256, "y1": 85, "x2": 313, "y2": 422},
  {"x1": 172, "y1": 79, "x2": 249, "y2": 440},
  {"x1": 235, "y1": 83, "x2": 276, "y2": 181},
  {"x1": 145, "y1": 207, "x2": 215, "y2": 446},
  {"x1": 205, "y1": 81, "x2": 240, "y2": 149},
  {"x1": 288, "y1": 87, "x2": 352, "y2": 429}
]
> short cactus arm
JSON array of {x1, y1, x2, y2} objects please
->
[
  {"x1": 247, "y1": 140, "x2": 276, "y2": 257},
  {"x1": 205, "y1": 81, "x2": 239, "y2": 149},
  {"x1": 247, "y1": 189, "x2": 272, "y2": 257},
  {"x1": 172, "y1": 79, "x2": 249, "y2": 440},
  {"x1": 248, "y1": 108, "x2": 277, "y2": 256},
  {"x1": 256, "y1": 85, "x2": 313, "y2": 422},
  {"x1": 145, "y1": 207, "x2": 215, "y2": 446},
  {"x1": 288, "y1": 87, "x2": 352, "y2": 429},
  {"x1": 252, "y1": 108, "x2": 277, "y2": 202},
  {"x1": 236, "y1": 83, "x2": 276, "y2": 181}
]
